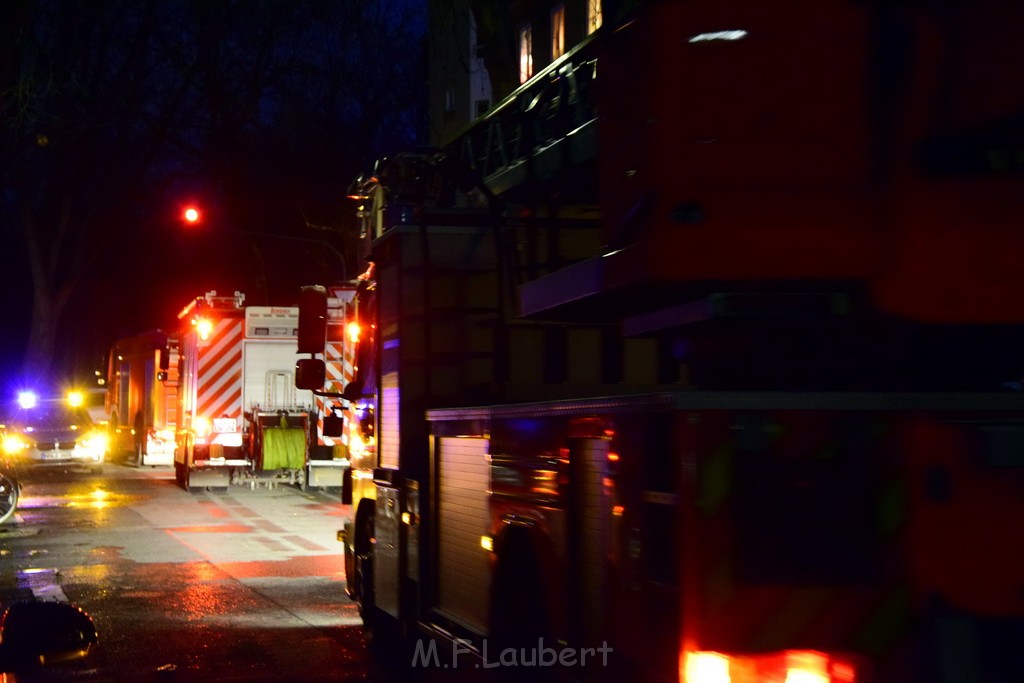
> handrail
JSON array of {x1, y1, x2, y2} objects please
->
[{"x1": 443, "y1": 30, "x2": 603, "y2": 194}]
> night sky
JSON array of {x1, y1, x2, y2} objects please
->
[{"x1": 0, "y1": 0, "x2": 427, "y2": 396}]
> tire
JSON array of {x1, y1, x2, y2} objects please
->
[
  {"x1": 0, "y1": 473, "x2": 20, "y2": 525},
  {"x1": 353, "y1": 500, "x2": 377, "y2": 629},
  {"x1": 358, "y1": 559, "x2": 377, "y2": 629},
  {"x1": 343, "y1": 521, "x2": 357, "y2": 599}
]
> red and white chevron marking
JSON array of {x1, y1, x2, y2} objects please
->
[
  {"x1": 318, "y1": 338, "x2": 345, "y2": 447},
  {"x1": 318, "y1": 332, "x2": 360, "y2": 447},
  {"x1": 316, "y1": 394, "x2": 336, "y2": 447},
  {"x1": 324, "y1": 340, "x2": 349, "y2": 393},
  {"x1": 196, "y1": 318, "x2": 244, "y2": 423}
]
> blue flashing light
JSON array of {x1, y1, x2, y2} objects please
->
[{"x1": 17, "y1": 391, "x2": 38, "y2": 410}]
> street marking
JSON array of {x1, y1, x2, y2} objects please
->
[
  {"x1": 283, "y1": 535, "x2": 329, "y2": 552},
  {"x1": 256, "y1": 537, "x2": 292, "y2": 553},
  {"x1": 253, "y1": 519, "x2": 288, "y2": 533},
  {"x1": 18, "y1": 568, "x2": 68, "y2": 602}
]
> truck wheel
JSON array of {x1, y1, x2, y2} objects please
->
[
  {"x1": 343, "y1": 521, "x2": 357, "y2": 600},
  {"x1": 0, "y1": 473, "x2": 19, "y2": 525},
  {"x1": 359, "y1": 558, "x2": 377, "y2": 628},
  {"x1": 353, "y1": 500, "x2": 377, "y2": 630}
]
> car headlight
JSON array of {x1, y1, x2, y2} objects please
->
[
  {"x1": 78, "y1": 432, "x2": 108, "y2": 453},
  {"x1": 2, "y1": 434, "x2": 28, "y2": 455}
]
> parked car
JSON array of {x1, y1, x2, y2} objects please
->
[{"x1": 1, "y1": 398, "x2": 107, "y2": 474}]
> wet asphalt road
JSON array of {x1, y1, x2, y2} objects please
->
[{"x1": 0, "y1": 464, "x2": 381, "y2": 682}]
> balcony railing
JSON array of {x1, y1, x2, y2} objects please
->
[{"x1": 444, "y1": 32, "x2": 601, "y2": 198}]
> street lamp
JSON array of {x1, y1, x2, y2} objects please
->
[{"x1": 180, "y1": 204, "x2": 202, "y2": 226}]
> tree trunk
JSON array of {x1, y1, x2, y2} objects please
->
[{"x1": 22, "y1": 285, "x2": 70, "y2": 386}]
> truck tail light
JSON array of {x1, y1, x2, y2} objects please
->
[
  {"x1": 346, "y1": 321, "x2": 361, "y2": 344},
  {"x1": 194, "y1": 317, "x2": 214, "y2": 341},
  {"x1": 682, "y1": 650, "x2": 857, "y2": 683},
  {"x1": 194, "y1": 416, "x2": 212, "y2": 438}
]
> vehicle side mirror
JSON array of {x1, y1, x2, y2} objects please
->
[
  {"x1": 297, "y1": 286, "x2": 328, "y2": 354},
  {"x1": 0, "y1": 601, "x2": 98, "y2": 672},
  {"x1": 295, "y1": 358, "x2": 326, "y2": 391}
]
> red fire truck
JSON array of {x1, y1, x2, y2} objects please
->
[
  {"x1": 105, "y1": 330, "x2": 178, "y2": 467},
  {"x1": 174, "y1": 291, "x2": 315, "y2": 491},
  {"x1": 296, "y1": 1, "x2": 1024, "y2": 681}
]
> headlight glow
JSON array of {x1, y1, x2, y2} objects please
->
[
  {"x1": 79, "y1": 432, "x2": 109, "y2": 452},
  {"x1": 2, "y1": 434, "x2": 28, "y2": 454}
]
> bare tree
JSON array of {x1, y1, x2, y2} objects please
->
[
  {"x1": 0, "y1": 0, "x2": 427, "y2": 385},
  {"x1": 0, "y1": 0, "x2": 175, "y2": 385}
]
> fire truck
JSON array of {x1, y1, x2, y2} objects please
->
[
  {"x1": 296, "y1": 1, "x2": 1024, "y2": 681},
  {"x1": 105, "y1": 330, "x2": 178, "y2": 467},
  {"x1": 302, "y1": 283, "x2": 363, "y2": 491},
  {"x1": 174, "y1": 291, "x2": 316, "y2": 491}
]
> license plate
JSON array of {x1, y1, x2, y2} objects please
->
[{"x1": 213, "y1": 418, "x2": 237, "y2": 433}]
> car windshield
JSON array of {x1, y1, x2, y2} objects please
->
[{"x1": 7, "y1": 404, "x2": 94, "y2": 432}]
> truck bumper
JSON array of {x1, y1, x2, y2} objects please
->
[
  {"x1": 142, "y1": 440, "x2": 175, "y2": 467},
  {"x1": 307, "y1": 460, "x2": 348, "y2": 488},
  {"x1": 185, "y1": 466, "x2": 233, "y2": 489}
]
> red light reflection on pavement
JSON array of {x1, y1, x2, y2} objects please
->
[
  {"x1": 301, "y1": 503, "x2": 346, "y2": 517},
  {"x1": 197, "y1": 501, "x2": 233, "y2": 518},
  {"x1": 218, "y1": 554, "x2": 343, "y2": 580},
  {"x1": 176, "y1": 562, "x2": 255, "y2": 621}
]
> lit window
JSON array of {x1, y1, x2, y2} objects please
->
[
  {"x1": 518, "y1": 24, "x2": 533, "y2": 83},
  {"x1": 551, "y1": 5, "x2": 565, "y2": 60},
  {"x1": 587, "y1": 0, "x2": 603, "y2": 35}
]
